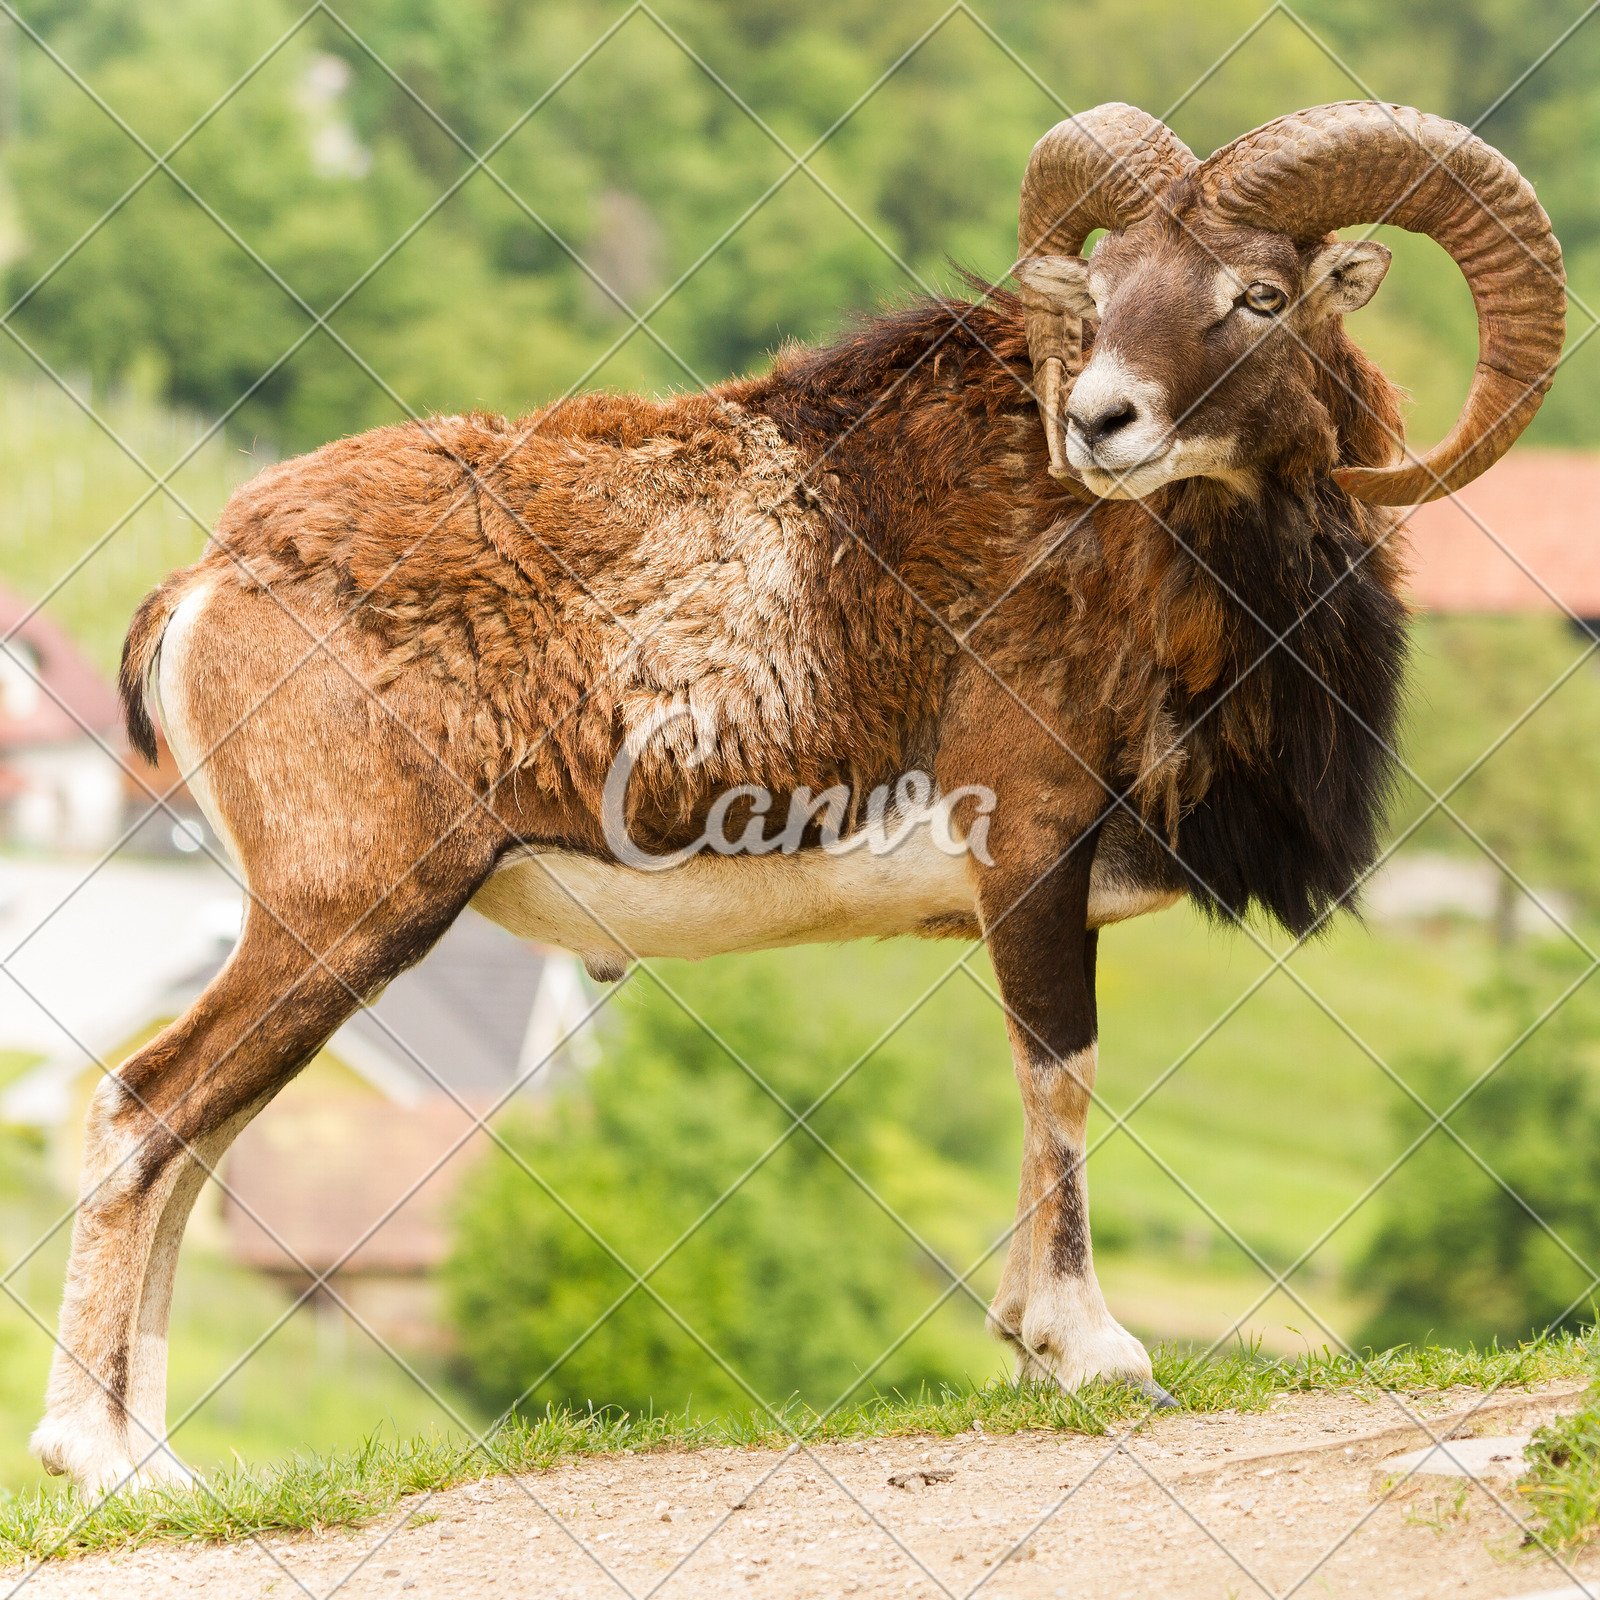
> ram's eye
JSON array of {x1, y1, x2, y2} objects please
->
[{"x1": 1241, "y1": 282, "x2": 1288, "y2": 315}]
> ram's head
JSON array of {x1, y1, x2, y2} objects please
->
[{"x1": 1014, "y1": 101, "x2": 1565, "y2": 506}]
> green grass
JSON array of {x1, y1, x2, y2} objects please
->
[
  {"x1": 1524, "y1": 1362, "x2": 1600, "y2": 1553},
  {"x1": 0, "y1": 1333, "x2": 1588, "y2": 1568},
  {"x1": 646, "y1": 904, "x2": 1591, "y2": 1330}
]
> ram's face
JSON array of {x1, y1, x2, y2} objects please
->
[{"x1": 1060, "y1": 221, "x2": 1391, "y2": 500}]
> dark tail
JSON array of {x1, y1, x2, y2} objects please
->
[{"x1": 118, "y1": 575, "x2": 190, "y2": 766}]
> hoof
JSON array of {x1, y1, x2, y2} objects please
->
[
  {"x1": 1136, "y1": 1377, "x2": 1179, "y2": 1410},
  {"x1": 32, "y1": 1413, "x2": 195, "y2": 1498},
  {"x1": 1018, "y1": 1300, "x2": 1154, "y2": 1396}
]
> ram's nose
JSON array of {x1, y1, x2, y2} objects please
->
[{"x1": 1067, "y1": 395, "x2": 1141, "y2": 453}]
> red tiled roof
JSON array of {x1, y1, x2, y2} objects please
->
[
  {"x1": 1402, "y1": 453, "x2": 1600, "y2": 616},
  {"x1": 0, "y1": 588, "x2": 122, "y2": 749}
]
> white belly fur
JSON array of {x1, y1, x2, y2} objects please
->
[
  {"x1": 471, "y1": 827, "x2": 1179, "y2": 967},
  {"x1": 472, "y1": 826, "x2": 974, "y2": 965}
]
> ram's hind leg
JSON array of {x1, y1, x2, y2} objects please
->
[
  {"x1": 31, "y1": 873, "x2": 481, "y2": 1495},
  {"x1": 35, "y1": 574, "x2": 504, "y2": 1494}
]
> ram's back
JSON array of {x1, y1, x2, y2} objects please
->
[{"x1": 188, "y1": 396, "x2": 942, "y2": 822}]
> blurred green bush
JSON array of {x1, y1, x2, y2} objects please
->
[
  {"x1": 444, "y1": 958, "x2": 1008, "y2": 1419},
  {"x1": 1356, "y1": 945, "x2": 1600, "y2": 1349}
]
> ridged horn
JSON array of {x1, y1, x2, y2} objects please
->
[
  {"x1": 1016, "y1": 105, "x2": 1196, "y2": 477},
  {"x1": 1196, "y1": 101, "x2": 1565, "y2": 505}
]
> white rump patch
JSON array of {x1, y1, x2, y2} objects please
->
[{"x1": 154, "y1": 581, "x2": 244, "y2": 870}]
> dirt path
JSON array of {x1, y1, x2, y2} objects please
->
[{"x1": 14, "y1": 1385, "x2": 1599, "y2": 1600}]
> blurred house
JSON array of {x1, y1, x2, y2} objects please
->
[
  {"x1": 1403, "y1": 452, "x2": 1600, "y2": 623},
  {"x1": 219, "y1": 908, "x2": 600, "y2": 1349},
  {"x1": 0, "y1": 857, "x2": 600, "y2": 1346},
  {"x1": 117, "y1": 727, "x2": 214, "y2": 859},
  {"x1": 222, "y1": 1096, "x2": 493, "y2": 1351},
  {"x1": 0, "y1": 588, "x2": 124, "y2": 852},
  {"x1": 0, "y1": 586, "x2": 208, "y2": 857}
]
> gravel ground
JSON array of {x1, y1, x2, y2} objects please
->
[{"x1": 11, "y1": 1385, "x2": 1598, "y2": 1600}]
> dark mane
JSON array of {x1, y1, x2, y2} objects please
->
[
  {"x1": 750, "y1": 288, "x2": 1033, "y2": 435},
  {"x1": 1165, "y1": 477, "x2": 1408, "y2": 936}
]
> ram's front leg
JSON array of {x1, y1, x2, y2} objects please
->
[{"x1": 979, "y1": 822, "x2": 1167, "y2": 1402}]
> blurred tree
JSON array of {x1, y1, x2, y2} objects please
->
[
  {"x1": 444, "y1": 960, "x2": 1008, "y2": 1420},
  {"x1": 1354, "y1": 951, "x2": 1600, "y2": 1349},
  {"x1": 0, "y1": 0, "x2": 1593, "y2": 451}
]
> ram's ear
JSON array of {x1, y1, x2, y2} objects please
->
[
  {"x1": 1304, "y1": 239, "x2": 1391, "y2": 322},
  {"x1": 1013, "y1": 254, "x2": 1095, "y2": 318}
]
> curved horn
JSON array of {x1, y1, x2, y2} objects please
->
[
  {"x1": 1018, "y1": 102, "x2": 1197, "y2": 261},
  {"x1": 1016, "y1": 105, "x2": 1196, "y2": 477},
  {"x1": 1196, "y1": 101, "x2": 1565, "y2": 505}
]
